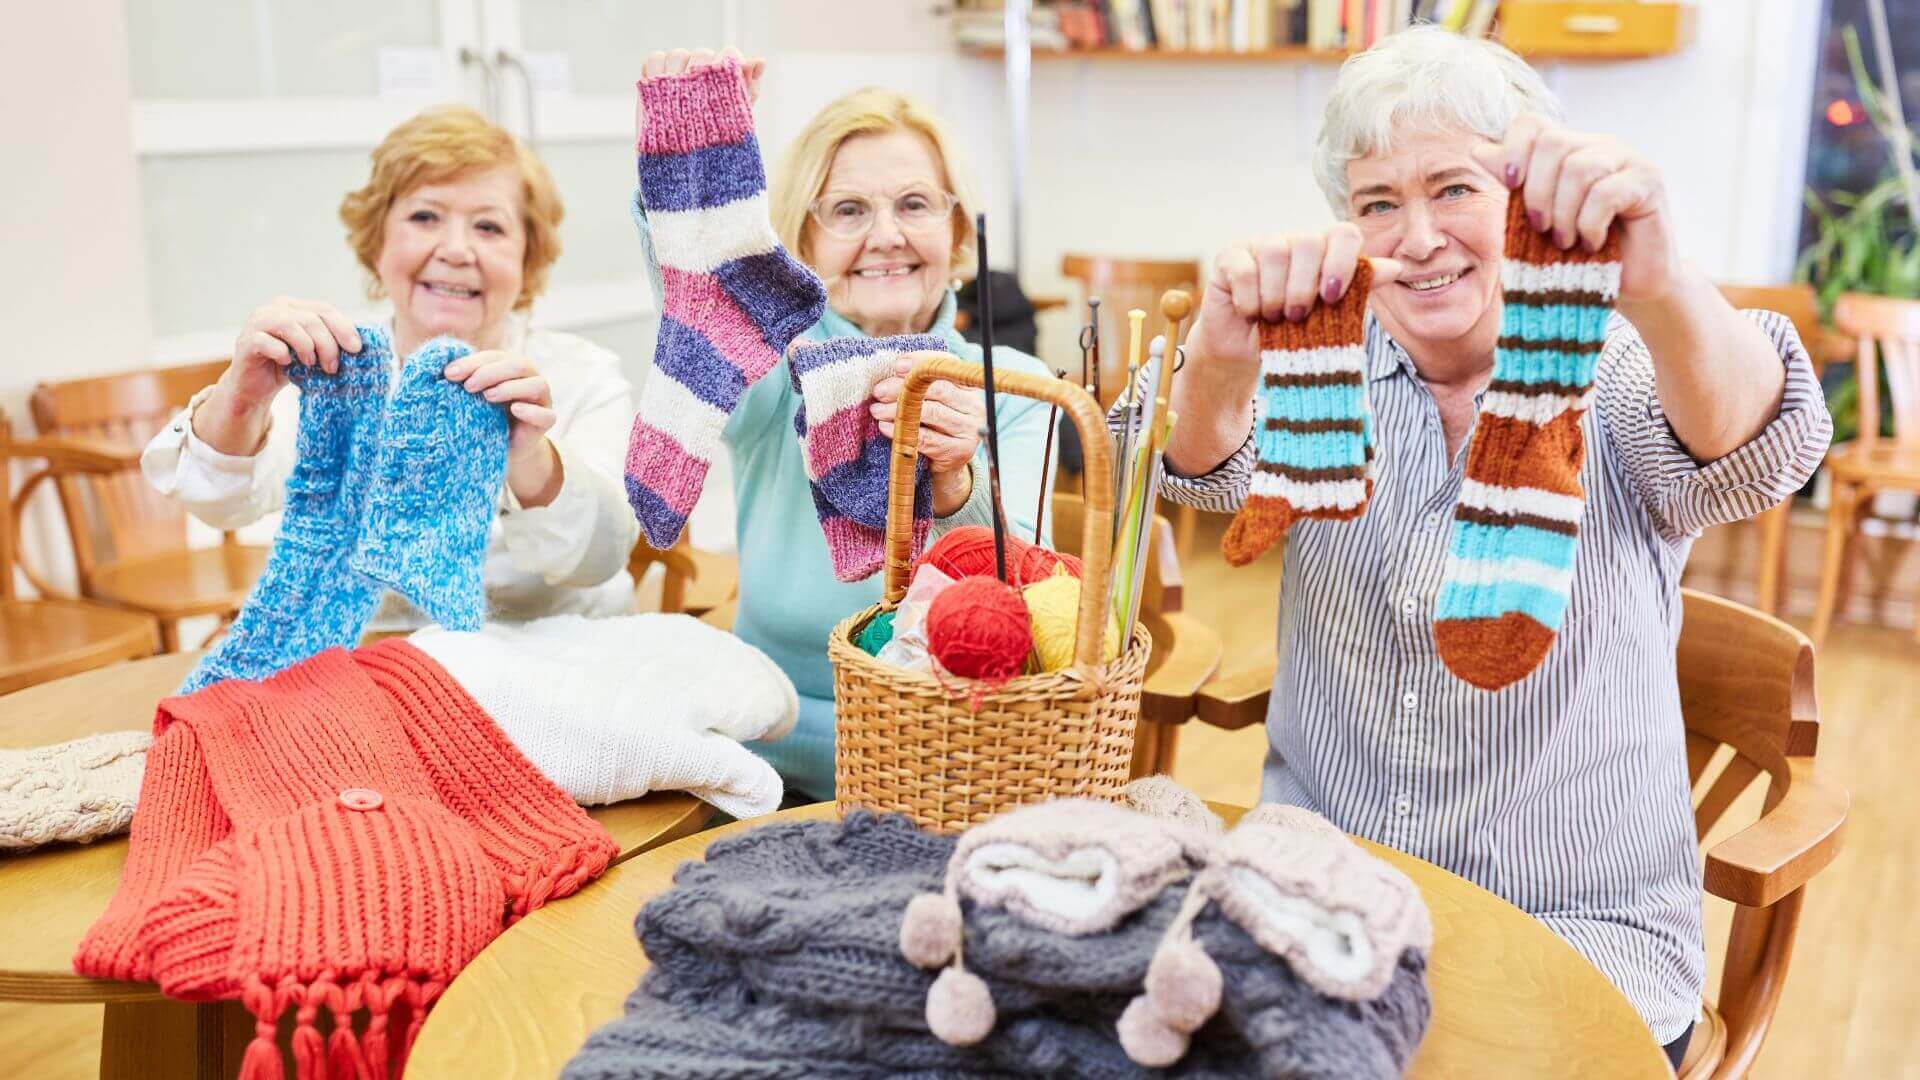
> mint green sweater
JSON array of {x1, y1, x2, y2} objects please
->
[{"x1": 633, "y1": 193, "x2": 1057, "y2": 799}]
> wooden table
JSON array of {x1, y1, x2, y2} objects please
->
[
  {"x1": 409, "y1": 803, "x2": 1671, "y2": 1079},
  {"x1": 0, "y1": 651, "x2": 715, "y2": 1080}
]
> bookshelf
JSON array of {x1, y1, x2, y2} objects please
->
[{"x1": 962, "y1": 45, "x2": 1352, "y2": 62}]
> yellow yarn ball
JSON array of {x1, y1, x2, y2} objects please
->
[{"x1": 1022, "y1": 572, "x2": 1122, "y2": 673}]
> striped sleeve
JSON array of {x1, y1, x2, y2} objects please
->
[
  {"x1": 1593, "y1": 309, "x2": 1833, "y2": 542},
  {"x1": 1104, "y1": 367, "x2": 1255, "y2": 513}
]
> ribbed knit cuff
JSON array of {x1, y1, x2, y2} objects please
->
[{"x1": 636, "y1": 59, "x2": 754, "y2": 155}]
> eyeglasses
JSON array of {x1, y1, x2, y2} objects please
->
[{"x1": 806, "y1": 187, "x2": 959, "y2": 238}]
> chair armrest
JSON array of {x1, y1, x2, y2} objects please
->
[
  {"x1": 1195, "y1": 658, "x2": 1275, "y2": 730},
  {"x1": 11, "y1": 433, "x2": 142, "y2": 474},
  {"x1": 1139, "y1": 612, "x2": 1222, "y2": 726},
  {"x1": 1704, "y1": 758, "x2": 1849, "y2": 908}
]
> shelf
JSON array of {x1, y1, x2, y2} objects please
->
[{"x1": 960, "y1": 45, "x2": 1353, "y2": 63}]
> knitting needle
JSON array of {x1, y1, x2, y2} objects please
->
[
  {"x1": 1118, "y1": 290, "x2": 1192, "y2": 634},
  {"x1": 1114, "y1": 308, "x2": 1145, "y2": 524},
  {"x1": 1034, "y1": 368, "x2": 1065, "y2": 545},
  {"x1": 974, "y1": 212, "x2": 1007, "y2": 583},
  {"x1": 1112, "y1": 336, "x2": 1164, "y2": 631},
  {"x1": 1079, "y1": 299, "x2": 1100, "y2": 506}
]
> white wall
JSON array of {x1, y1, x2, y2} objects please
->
[
  {"x1": 2, "y1": 2, "x2": 149, "y2": 592},
  {"x1": 1, "y1": 3, "x2": 150, "y2": 409},
  {"x1": 727, "y1": 0, "x2": 1820, "y2": 369}
]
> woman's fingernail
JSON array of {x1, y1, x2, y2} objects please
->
[
  {"x1": 1529, "y1": 210, "x2": 1547, "y2": 232},
  {"x1": 1504, "y1": 163, "x2": 1519, "y2": 188},
  {"x1": 1286, "y1": 305, "x2": 1307, "y2": 323},
  {"x1": 1321, "y1": 278, "x2": 1342, "y2": 304}
]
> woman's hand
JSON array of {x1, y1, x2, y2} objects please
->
[
  {"x1": 223, "y1": 297, "x2": 363, "y2": 408},
  {"x1": 195, "y1": 297, "x2": 363, "y2": 456},
  {"x1": 639, "y1": 46, "x2": 766, "y2": 102},
  {"x1": 869, "y1": 354, "x2": 987, "y2": 516},
  {"x1": 1167, "y1": 230, "x2": 1399, "y2": 476},
  {"x1": 1469, "y1": 112, "x2": 1677, "y2": 305},
  {"x1": 442, "y1": 350, "x2": 564, "y2": 508}
]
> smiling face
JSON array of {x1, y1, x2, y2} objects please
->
[
  {"x1": 377, "y1": 165, "x2": 526, "y2": 353},
  {"x1": 1346, "y1": 127, "x2": 1510, "y2": 366},
  {"x1": 802, "y1": 129, "x2": 956, "y2": 337}
]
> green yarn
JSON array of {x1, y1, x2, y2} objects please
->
[{"x1": 856, "y1": 609, "x2": 897, "y2": 655}]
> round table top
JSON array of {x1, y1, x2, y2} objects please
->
[
  {"x1": 0, "y1": 651, "x2": 714, "y2": 1003},
  {"x1": 408, "y1": 802, "x2": 1671, "y2": 1079}
]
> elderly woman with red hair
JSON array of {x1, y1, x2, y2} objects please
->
[{"x1": 142, "y1": 105, "x2": 639, "y2": 628}]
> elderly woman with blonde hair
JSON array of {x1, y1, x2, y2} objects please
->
[
  {"x1": 1143, "y1": 27, "x2": 1831, "y2": 1067},
  {"x1": 142, "y1": 105, "x2": 640, "y2": 627},
  {"x1": 629, "y1": 49, "x2": 1057, "y2": 803}
]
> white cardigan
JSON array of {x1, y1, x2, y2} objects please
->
[{"x1": 141, "y1": 316, "x2": 640, "y2": 629}]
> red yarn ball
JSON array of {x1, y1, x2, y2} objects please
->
[
  {"x1": 917, "y1": 526, "x2": 1083, "y2": 587},
  {"x1": 926, "y1": 575, "x2": 1033, "y2": 680}
]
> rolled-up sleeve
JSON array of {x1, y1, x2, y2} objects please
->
[
  {"x1": 1594, "y1": 309, "x2": 1833, "y2": 542},
  {"x1": 140, "y1": 383, "x2": 299, "y2": 530},
  {"x1": 1104, "y1": 366, "x2": 1254, "y2": 514}
]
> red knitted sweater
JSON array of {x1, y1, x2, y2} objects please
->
[{"x1": 75, "y1": 640, "x2": 617, "y2": 1079}]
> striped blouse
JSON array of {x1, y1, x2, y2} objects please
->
[{"x1": 1133, "y1": 309, "x2": 1831, "y2": 1043}]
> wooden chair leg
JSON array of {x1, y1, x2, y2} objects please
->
[
  {"x1": 158, "y1": 619, "x2": 180, "y2": 654},
  {"x1": 1810, "y1": 482, "x2": 1856, "y2": 647},
  {"x1": 1754, "y1": 501, "x2": 1792, "y2": 616},
  {"x1": 1173, "y1": 504, "x2": 1198, "y2": 565}
]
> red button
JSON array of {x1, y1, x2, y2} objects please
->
[{"x1": 338, "y1": 788, "x2": 384, "y2": 811}]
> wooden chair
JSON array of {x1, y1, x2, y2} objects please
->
[
  {"x1": 1809, "y1": 292, "x2": 1920, "y2": 646},
  {"x1": 628, "y1": 535, "x2": 738, "y2": 617},
  {"x1": 0, "y1": 412, "x2": 158, "y2": 694},
  {"x1": 1059, "y1": 254, "x2": 1205, "y2": 560},
  {"x1": 28, "y1": 362, "x2": 269, "y2": 651},
  {"x1": 1050, "y1": 491, "x2": 1222, "y2": 778},
  {"x1": 1715, "y1": 284, "x2": 1849, "y2": 616},
  {"x1": 1192, "y1": 588, "x2": 1849, "y2": 1078}
]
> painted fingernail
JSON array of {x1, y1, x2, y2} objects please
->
[
  {"x1": 1504, "y1": 163, "x2": 1519, "y2": 188},
  {"x1": 1321, "y1": 278, "x2": 1342, "y2": 304},
  {"x1": 1529, "y1": 210, "x2": 1547, "y2": 232},
  {"x1": 1555, "y1": 229, "x2": 1571, "y2": 250},
  {"x1": 1286, "y1": 305, "x2": 1307, "y2": 323}
]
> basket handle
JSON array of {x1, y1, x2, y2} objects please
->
[{"x1": 884, "y1": 352, "x2": 1116, "y2": 670}]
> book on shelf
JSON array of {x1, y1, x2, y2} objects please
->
[{"x1": 949, "y1": 0, "x2": 1499, "y2": 55}]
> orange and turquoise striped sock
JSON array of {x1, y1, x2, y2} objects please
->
[{"x1": 1432, "y1": 198, "x2": 1621, "y2": 690}]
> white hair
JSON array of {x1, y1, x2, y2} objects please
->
[{"x1": 1313, "y1": 26, "x2": 1562, "y2": 215}]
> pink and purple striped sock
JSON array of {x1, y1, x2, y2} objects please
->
[
  {"x1": 624, "y1": 59, "x2": 828, "y2": 550},
  {"x1": 789, "y1": 335, "x2": 945, "y2": 582}
]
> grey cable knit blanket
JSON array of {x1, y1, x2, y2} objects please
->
[{"x1": 563, "y1": 812, "x2": 1429, "y2": 1078}]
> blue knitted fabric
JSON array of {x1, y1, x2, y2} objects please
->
[
  {"x1": 179, "y1": 326, "x2": 392, "y2": 694},
  {"x1": 347, "y1": 336, "x2": 504, "y2": 631}
]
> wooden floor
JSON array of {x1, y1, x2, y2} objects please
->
[{"x1": 5, "y1": 513, "x2": 1918, "y2": 1077}]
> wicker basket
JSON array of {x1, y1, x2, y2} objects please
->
[{"x1": 829, "y1": 353, "x2": 1150, "y2": 834}]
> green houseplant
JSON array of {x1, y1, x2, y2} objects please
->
[{"x1": 1793, "y1": 25, "x2": 1920, "y2": 443}]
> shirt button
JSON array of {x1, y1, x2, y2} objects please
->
[
  {"x1": 1401, "y1": 597, "x2": 1418, "y2": 618},
  {"x1": 338, "y1": 787, "x2": 384, "y2": 812},
  {"x1": 1394, "y1": 797, "x2": 1412, "y2": 816},
  {"x1": 1401, "y1": 692, "x2": 1418, "y2": 711},
  {"x1": 1424, "y1": 513, "x2": 1441, "y2": 530}
]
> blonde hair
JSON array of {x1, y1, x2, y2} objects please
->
[
  {"x1": 770, "y1": 87, "x2": 978, "y2": 281},
  {"x1": 338, "y1": 105, "x2": 564, "y2": 311},
  {"x1": 1314, "y1": 26, "x2": 1561, "y2": 214}
]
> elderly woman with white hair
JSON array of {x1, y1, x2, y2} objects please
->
[{"x1": 1149, "y1": 28, "x2": 1831, "y2": 1066}]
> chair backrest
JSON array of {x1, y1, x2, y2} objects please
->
[
  {"x1": 1676, "y1": 588, "x2": 1836, "y2": 1074},
  {"x1": 1679, "y1": 588, "x2": 1816, "y2": 841},
  {"x1": 1050, "y1": 490, "x2": 1175, "y2": 615},
  {"x1": 1832, "y1": 292, "x2": 1920, "y2": 450},
  {"x1": 1715, "y1": 282, "x2": 1851, "y2": 373},
  {"x1": 1059, "y1": 255, "x2": 1201, "y2": 411},
  {"x1": 28, "y1": 359, "x2": 230, "y2": 578},
  {"x1": 0, "y1": 412, "x2": 19, "y2": 602}
]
